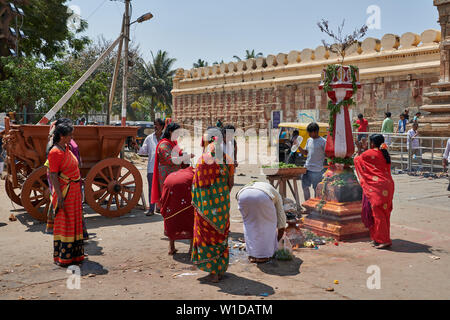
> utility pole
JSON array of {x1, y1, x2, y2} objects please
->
[
  {"x1": 106, "y1": 15, "x2": 125, "y2": 125},
  {"x1": 121, "y1": 0, "x2": 130, "y2": 127}
]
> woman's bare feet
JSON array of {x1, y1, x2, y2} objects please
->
[
  {"x1": 374, "y1": 243, "x2": 392, "y2": 250},
  {"x1": 188, "y1": 240, "x2": 193, "y2": 256},
  {"x1": 209, "y1": 273, "x2": 220, "y2": 283},
  {"x1": 168, "y1": 240, "x2": 178, "y2": 255}
]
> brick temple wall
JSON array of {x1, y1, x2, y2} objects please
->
[{"x1": 172, "y1": 29, "x2": 442, "y2": 132}]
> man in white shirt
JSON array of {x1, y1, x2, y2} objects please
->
[
  {"x1": 137, "y1": 119, "x2": 165, "y2": 215},
  {"x1": 407, "y1": 122, "x2": 422, "y2": 171},
  {"x1": 443, "y1": 138, "x2": 450, "y2": 197}
]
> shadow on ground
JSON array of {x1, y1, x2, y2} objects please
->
[
  {"x1": 389, "y1": 239, "x2": 434, "y2": 254},
  {"x1": 84, "y1": 233, "x2": 104, "y2": 256},
  {"x1": 198, "y1": 273, "x2": 275, "y2": 297},
  {"x1": 257, "y1": 257, "x2": 303, "y2": 276},
  {"x1": 11, "y1": 208, "x2": 163, "y2": 234},
  {"x1": 172, "y1": 252, "x2": 193, "y2": 265},
  {"x1": 229, "y1": 232, "x2": 244, "y2": 241},
  {"x1": 0, "y1": 222, "x2": 7, "y2": 227},
  {"x1": 80, "y1": 260, "x2": 108, "y2": 276}
]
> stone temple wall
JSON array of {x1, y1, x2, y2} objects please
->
[{"x1": 172, "y1": 30, "x2": 442, "y2": 131}]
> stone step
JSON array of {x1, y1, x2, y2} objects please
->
[
  {"x1": 423, "y1": 91, "x2": 450, "y2": 103},
  {"x1": 420, "y1": 104, "x2": 450, "y2": 114},
  {"x1": 430, "y1": 82, "x2": 450, "y2": 90}
]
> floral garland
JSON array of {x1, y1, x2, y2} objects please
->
[
  {"x1": 327, "y1": 157, "x2": 354, "y2": 166},
  {"x1": 327, "y1": 98, "x2": 355, "y2": 137}
]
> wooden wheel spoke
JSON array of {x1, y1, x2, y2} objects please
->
[
  {"x1": 37, "y1": 178, "x2": 47, "y2": 189},
  {"x1": 119, "y1": 191, "x2": 129, "y2": 204},
  {"x1": 93, "y1": 181, "x2": 108, "y2": 188},
  {"x1": 122, "y1": 180, "x2": 136, "y2": 186},
  {"x1": 108, "y1": 166, "x2": 114, "y2": 181},
  {"x1": 93, "y1": 188, "x2": 107, "y2": 199},
  {"x1": 35, "y1": 198, "x2": 46, "y2": 208},
  {"x1": 44, "y1": 203, "x2": 50, "y2": 215},
  {"x1": 29, "y1": 195, "x2": 42, "y2": 202},
  {"x1": 114, "y1": 194, "x2": 120, "y2": 210},
  {"x1": 98, "y1": 191, "x2": 110, "y2": 204},
  {"x1": 118, "y1": 170, "x2": 132, "y2": 183},
  {"x1": 98, "y1": 170, "x2": 111, "y2": 183},
  {"x1": 31, "y1": 187, "x2": 43, "y2": 196},
  {"x1": 107, "y1": 195, "x2": 113, "y2": 210},
  {"x1": 115, "y1": 166, "x2": 122, "y2": 180}
]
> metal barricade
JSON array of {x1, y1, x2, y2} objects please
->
[{"x1": 352, "y1": 131, "x2": 449, "y2": 173}]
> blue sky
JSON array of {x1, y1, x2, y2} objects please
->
[{"x1": 69, "y1": 0, "x2": 439, "y2": 70}]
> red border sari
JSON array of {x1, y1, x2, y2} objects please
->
[
  {"x1": 354, "y1": 148, "x2": 395, "y2": 244},
  {"x1": 48, "y1": 146, "x2": 84, "y2": 266}
]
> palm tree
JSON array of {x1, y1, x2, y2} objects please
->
[
  {"x1": 193, "y1": 59, "x2": 208, "y2": 68},
  {"x1": 233, "y1": 49, "x2": 264, "y2": 61},
  {"x1": 136, "y1": 50, "x2": 176, "y2": 118}
]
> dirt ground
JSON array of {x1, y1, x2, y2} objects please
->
[{"x1": 0, "y1": 158, "x2": 449, "y2": 300}]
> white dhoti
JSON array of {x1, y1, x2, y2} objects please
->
[{"x1": 237, "y1": 188, "x2": 278, "y2": 259}]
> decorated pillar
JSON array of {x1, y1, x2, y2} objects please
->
[{"x1": 302, "y1": 65, "x2": 369, "y2": 241}]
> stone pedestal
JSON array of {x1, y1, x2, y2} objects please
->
[
  {"x1": 302, "y1": 166, "x2": 369, "y2": 241},
  {"x1": 302, "y1": 65, "x2": 369, "y2": 241}
]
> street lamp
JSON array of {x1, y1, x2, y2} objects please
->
[
  {"x1": 130, "y1": 12, "x2": 153, "y2": 25},
  {"x1": 120, "y1": 8, "x2": 154, "y2": 126}
]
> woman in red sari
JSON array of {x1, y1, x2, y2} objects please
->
[
  {"x1": 160, "y1": 167, "x2": 195, "y2": 255},
  {"x1": 48, "y1": 122, "x2": 84, "y2": 267},
  {"x1": 151, "y1": 122, "x2": 191, "y2": 208},
  {"x1": 354, "y1": 134, "x2": 395, "y2": 249},
  {"x1": 191, "y1": 128, "x2": 235, "y2": 283}
]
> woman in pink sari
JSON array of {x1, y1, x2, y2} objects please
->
[{"x1": 151, "y1": 122, "x2": 192, "y2": 208}]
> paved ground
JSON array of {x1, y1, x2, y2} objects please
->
[{"x1": 0, "y1": 160, "x2": 449, "y2": 300}]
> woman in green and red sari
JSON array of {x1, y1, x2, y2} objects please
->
[
  {"x1": 151, "y1": 122, "x2": 190, "y2": 207},
  {"x1": 191, "y1": 128, "x2": 235, "y2": 283},
  {"x1": 48, "y1": 122, "x2": 84, "y2": 267}
]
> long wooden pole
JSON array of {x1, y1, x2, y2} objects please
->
[
  {"x1": 107, "y1": 15, "x2": 125, "y2": 125},
  {"x1": 38, "y1": 34, "x2": 124, "y2": 125},
  {"x1": 121, "y1": 0, "x2": 130, "y2": 126}
]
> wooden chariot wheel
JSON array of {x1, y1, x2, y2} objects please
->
[
  {"x1": 85, "y1": 158, "x2": 143, "y2": 218},
  {"x1": 20, "y1": 166, "x2": 51, "y2": 222},
  {"x1": 5, "y1": 161, "x2": 33, "y2": 206}
]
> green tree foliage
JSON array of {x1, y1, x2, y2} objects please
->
[
  {"x1": 18, "y1": 0, "x2": 90, "y2": 60},
  {"x1": 0, "y1": 55, "x2": 108, "y2": 123},
  {"x1": 233, "y1": 49, "x2": 263, "y2": 61},
  {"x1": 0, "y1": 56, "x2": 62, "y2": 121},
  {"x1": 135, "y1": 50, "x2": 176, "y2": 117},
  {"x1": 193, "y1": 59, "x2": 208, "y2": 68}
]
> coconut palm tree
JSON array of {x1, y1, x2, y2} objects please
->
[
  {"x1": 233, "y1": 49, "x2": 264, "y2": 61},
  {"x1": 136, "y1": 50, "x2": 177, "y2": 118},
  {"x1": 193, "y1": 59, "x2": 208, "y2": 68}
]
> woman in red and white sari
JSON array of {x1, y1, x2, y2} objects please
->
[{"x1": 354, "y1": 134, "x2": 395, "y2": 249}]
